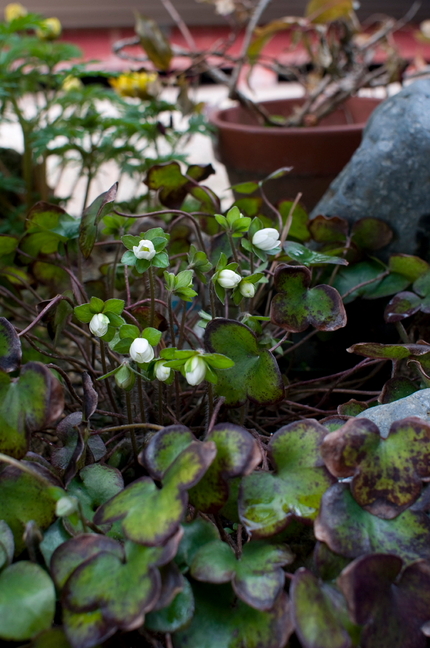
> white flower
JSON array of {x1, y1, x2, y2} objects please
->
[
  {"x1": 252, "y1": 228, "x2": 280, "y2": 251},
  {"x1": 89, "y1": 313, "x2": 109, "y2": 337},
  {"x1": 129, "y1": 338, "x2": 155, "y2": 364},
  {"x1": 239, "y1": 281, "x2": 255, "y2": 298},
  {"x1": 133, "y1": 239, "x2": 156, "y2": 260},
  {"x1": 185, "y1": 355, "x2": 206, "y2": 386},
  {"x1": 155, "y1": 360, "x2": 171, "y2": 382},
  {"x1": 218, "y1": 269, "x2": 241, "y2": 289}
]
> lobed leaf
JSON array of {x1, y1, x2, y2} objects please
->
[
  {"x1": 271, "y1": 265, "x2": 346, "y2": 332},
  {"x1": 315, "y1": 484, "x2": 430, "y2": 564},
  {"x1": 239, "y1": 420, "x2": 335, "y2": 538},
  {"x1": 204, "y1": 319, "x2": 283, "y2": 407},
  {"x1": 321, "y1": 417, "x2": 430, "y2": 518}
]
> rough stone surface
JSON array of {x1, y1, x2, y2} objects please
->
[
  {"x1": 356, "y1": 388, "x2": 430, "y2": 438},
  {"x1": 311, "y1": 80, "x2": 430, "y2": 260}
]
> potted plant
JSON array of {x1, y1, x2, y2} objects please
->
[{"x1": 113, "y1": 0, "x2": 410, "y2": 209}]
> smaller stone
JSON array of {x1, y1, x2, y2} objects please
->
[{"x1": 356, "y1": 388, "x2": 430, "y2": 438}]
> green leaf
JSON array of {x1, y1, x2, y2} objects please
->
[
  {"x1": 315, "y1": 483, "x2": 430, "y2": 564},
  {"x1": 144, "y1": 425, "x2": 196, "y2": 480},
  {"x1": 30, "y1": 627, "x2": 72, "y2": 648},
  {"x1": 0, "y1": 317, "x2": 21, "y2": 373},
  {"x1": 240, "y1": 420, "x2": 335, "y2": 538},
  {"x1": 135, "y1": 13, "x2": 173, "y2": 70},
  {"x1": 291, "y1": 568, "x2": 356, "y2": 648},
  {"x1": 333, "y1": 260, "x2": 387, "y2": 303},
  {"x1": 103, "y1": 298, "x2": 125, "y2": 315},
  {"x1": 271, "y1": 265, "x2": 346, "y2": 332},
  {"x1": 191, "y1": 539, "x2": 293, "y2": 611},
  {"x1": 284, "y1": 242, "x2": 348, "y2": 267},
  {"x1": 389, "y1": 254, "x2": 430, "y2": 282},
  {"x1": 347, "y1": 341, "x2": 430, "y2": 362},
  {"x1": 145, "y1": 161, "x2": 189, "y2": 209},
  {"x1": 62, "y1": 542, "x2": 164, "y2": 635},
  {"x1": 79, "y1": 184, "x2": 117, "y2": 258},
  {"x1": 145, "y1": 577, "x2": 195, "y2": 633},
  {"x1": 66, "y1": 464, "x2": 124, "y2": 534},
  {"x1": 0, "y1": 464, "x2": 58, "y2": 556},
  {"x1": 94, "y1": 441, "x2": 216, "y2": 545},
  {"x1": 73, "y1": 304, "x2": 93, "y2": 323},
  {"x1": 119, "y1": 324, "x2": 140, "y2": 340},
  {"x1": 142, "y1": 327, "x2": 162, "y2": 346},
  {"x1": 321, "y1": 417, "x2": 430, "y2": 519},
  {"x1": 51, "y1": 534, "x2": 125, "y2": 590},
  {"x1": 173, "y1": 583, "x2": 293, "y2": 648},
  {"x1": 0, "y1": 562, "x2": 55, "y2": 641},
  {"x1": 0, "y1": 362, "x2": 64, "y2": 459},
  {"x1": 204, "y1": 319, "x2": 283, "y2": 407},
  {"x1": 89, "y1": 296, "x2": 104, "y2": 313},
  {"x1": 309, "y1": 215, "x2": 348, "y2": 244},
  {"x1": 176, "y1": 519, "x2": 220, "y2": 571},
  {"x1": 351, "y1": 218, "x2": 393, "y2": 251},
  {"x1": 339, "y1": 554, "x2": 430, "y2": 648},
  {"x1": 278, "y1": 201, "x2": 310, "y2": 242},
  {"x1": 189, "y1": 423, "x2": 261, "y2": 513},
  {"x1": 230, "y1": 181, "x2": 260, "y2": 194}
]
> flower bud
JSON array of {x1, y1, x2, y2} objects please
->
[
  {"x1": 36, "y1": 17, "x2": 62, "y2": 40},
  {"x1": 155, "y1": 360, "x2": 171, "y2": 382},
  {"x1": 185, "y1": 355, "x2": 206, "y2": 386},
  {"x1": 89, "y1": 313, "x2": 109, "y2": 337},
  {"x1": 56, "y1": 496, "x2": 78, "y2": 518},
  {"x1": 252, "y1": 228, "x2": 280, "y2": 251},
  {"x1": 133, "y1": 239, "x2": 156, "y2": 260},
  {"x1": 115, "y1": 363, "x2": 135, "y2": 391},
  {"x1": 239, "y1": 281, "x2": 255, "y2": 298},
  {"x1": 129, "y1": 338, "x2": 154, "y2": 364},
  {"x1": 218, "y1": 269, "x2": 241, "y2": 289},
  {"x1": 5, "y1": 3, "x2": 27, "y2": 21}
]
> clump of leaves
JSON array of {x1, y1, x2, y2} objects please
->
[{"x1": 3, "y1": 141, "x2": 430, "y2": 648}]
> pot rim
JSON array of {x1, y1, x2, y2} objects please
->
[{"x1": 208, "y1": 96, "x2": 382, "y2": 135}]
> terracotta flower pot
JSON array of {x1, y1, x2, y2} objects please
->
[{"x1": 209, "y1": 96, "x2": 381, "y2": 211}]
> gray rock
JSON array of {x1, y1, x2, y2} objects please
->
[
  {"x1": 311, "y1": 80, "x2": 430, "y2": 260},
  {"x1": 356, "y1": 388, "x2": 430, "y2": 438}
]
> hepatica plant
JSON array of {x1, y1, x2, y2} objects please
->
[{"x1": 4, "y1": 155, "x2": 430, "y2": 648}]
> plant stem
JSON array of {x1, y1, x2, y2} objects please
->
[
  {"x1": 149, "y1": 266, "x2": 156, "y2": 327},
  {"x1": 100, "y1": 341, "x2": 119, "y2": 413},
  {"x1": 207, "y1": 383, "x2": 214, "y2": 432},
  {"x1": 125, "y1": 391, "x2": 139, "y2": 460},
  {"x1": 137, "y1": 373, "x2": 146, "y2": 423},
  {"x1": 168, "y1": 293, "x2": 176, "y2": 347},
  {"x1": 227, "y1": 230, "x2": 240, "y2": 265}
]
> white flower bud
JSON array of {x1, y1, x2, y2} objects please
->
[
  {"x1": 252, "y1": 228, "x2": 280, "y2": 251},
  {"x1": 56, "y1": 496, "x2": 78, "y2": 518},
  {"x1": 89, "y1": 313, "x2": 109, "y2": 337},
  {"x1": 129, "y1": 338, "x2": 155, "y2": 364},
  {"x1": 133, "y1": 239, "x2": 156, "y2": 260},
  {"x1": 218, "y1": 269, "x2": 242, "y2": 289},
  {"x1": 155, "y1": 360, "x2": 171, "y2": 382},
  {"x1": 185, "y1": 355, "x2": 206, "y2": 386},
  {"x1": 239, "y1": 281, "x2": 256, "y2": 298}
]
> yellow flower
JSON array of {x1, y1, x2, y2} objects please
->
[
  {"x1": 4, "y1": 3, "x2": 27, "y2": 22},
  {"x1": 62, "y1": 75, "x2": 83, "y2": 92},
  {"x1": 36, "y1": 17, "x2": 62, "y2": 40},
  {"x1": 110, "y1": 72, "x2": 160, "y2": 100}
]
